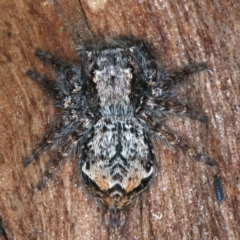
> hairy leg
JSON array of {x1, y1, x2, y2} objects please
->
[
  {"x1": 27, "y1": 70, "x2": 54, "y2": 96},
  {"x1": 36, "y1": 111, "x2": 96, "y2": 189},
  {"x1": 23, "y1": 110, "x2": 94, "y2": 164},
  {"x1": 154, "y1": 63, "x2": 207, "y2": 94},
  {"x1": 136, "y1": 107, "x2": 213, "y2": 165},
  {"x1": 152, "y1": 124, "x2": 214, "y2": 165},
  {"x1": 35, "y1": 49, "x2": 71, "y2": 72},
  {"x1": 136, "y1": 96, "x2": 208, "y2": 122},
  {"x1": 33, "y1": 49, "x2": 83, "y2": 99},
  {"x1": 23, "y1": 124, "x2": 68, "y2": 167},
  {"x1": 37, "y1": 131, "x2": 79, "y2": 190}
]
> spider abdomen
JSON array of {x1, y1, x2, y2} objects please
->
[{"x1": 81, "y1": 117, "x2": 155, "y2": 209}]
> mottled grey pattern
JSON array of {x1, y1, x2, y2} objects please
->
[{"x1": 23, "y1": 38, "x2": 222, "y2": 228}]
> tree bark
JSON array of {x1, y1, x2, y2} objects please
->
[{"x1": 0, "y1": 0, "x2": 239, "y2": 239}]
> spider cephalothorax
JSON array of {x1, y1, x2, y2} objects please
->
[{"x1": 24, "y1": 39, "x2": 222, "y2": 228}]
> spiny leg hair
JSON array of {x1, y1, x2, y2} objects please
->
[
  {"x1": 154, "y1": 63, "x2": 207, "y2": 95},
  {"x1": 24, "y1": 49, "x2": 94, "y2": 188},
  {"x1": 136, "y1": 63, "x2": 214, "y2": 166},
  {"x1": 24, "y1": 39, "x2": 223, "y2": 228}
]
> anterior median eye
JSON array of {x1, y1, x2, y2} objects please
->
[
  {"x1": 91, "y1": 63, "x2": 100, "y2": 76},
  {"x1": 93, "y1": 62, "x2": 99, "y2": 70},
  {"x1": 90, "y1": 69, "x2": 96, "y2": 76},
  {"x1": 129, "y1": 65, "x2": 134, "y2": 72}
]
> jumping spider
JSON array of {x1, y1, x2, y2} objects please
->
[{"x1": 24, "y1": 38, "x2": 223, "y2": 228}]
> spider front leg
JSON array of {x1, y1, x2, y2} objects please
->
[
  {"x1": 27, "y1": 49, "x2": 73, "y2": 95},
  {"x1": 27, "y1": 70, "x2": 54, "y2": 97},
  {"x1": 35, "y1": 49, "x2": 71, "y2": 72},
  {"x1": 32, "y1": 49, "x2": 83, "y2": 102}
]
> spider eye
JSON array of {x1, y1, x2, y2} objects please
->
[
  {"x1": 90, "y1": 63, "x2": 99, "y2": 76},
  {"x1": 128, "y1": 61, "x2": 135, "y2": 72},
  {"x1": 128, "y1": 64, "x2": 134, "y2": 72},
  {"x1": 93, "y1": 62, "x2": 99, "y2": 70},
  {"x1": 91, "y1": 69, "x2": 96, "y2": 76}
]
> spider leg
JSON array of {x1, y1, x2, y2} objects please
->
[
  {"x1": 35, "y1": 49, "x2": 70, "y2": 72},
  {"x1": 136, "y1": 101, "x2": 224, "y2": 201},
  {"x1": 22, "y1": 124, "x2": 66, "y2": 167},
  {"x1": 37, "y1": 131, "x2": 80, "y2": 190},
  {"x1": 154, "y1": 63, "x2": 207, "y2": 94},
  {"x1": 24, "y1": 112, "x2": 95, "y2": 188},
  {"x1": 27, "y1": 51, "x2": 86, "y2": 114},
  {"x1": 31, "y1": 49, "x2": 83, "y2": 100},
  {"x1": 37, "y1": 112, "x2": 95, "y2": 190},
  {"x1": 23, "y1": 113, "x2": 78, "y2": 167},
  {"x1": 136, "y1": 108, "x2": 213, "y2": 166},
  {"x1": 23, "y1": 112, "x2": 94, "y2": 167},
  {"x1": 137, "y1": 96, "x2": 208, "y2": 122},
  {"x1": 156, "y1": 124, "x2": 224, "y2": 201},
  {"x1": 153, "y1": 124, "x2": 214, "y2": 165},
  {"x1": 27, "y1": 70, "x2": 54, "y2": 96}
]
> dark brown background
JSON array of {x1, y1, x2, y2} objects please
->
[{"x1": 0, "y1": 0, "x2": 239, "y2": 239}]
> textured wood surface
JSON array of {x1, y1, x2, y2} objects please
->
[{"x1": 0, "y1": 0, "x2": 239, "y2": 239}]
